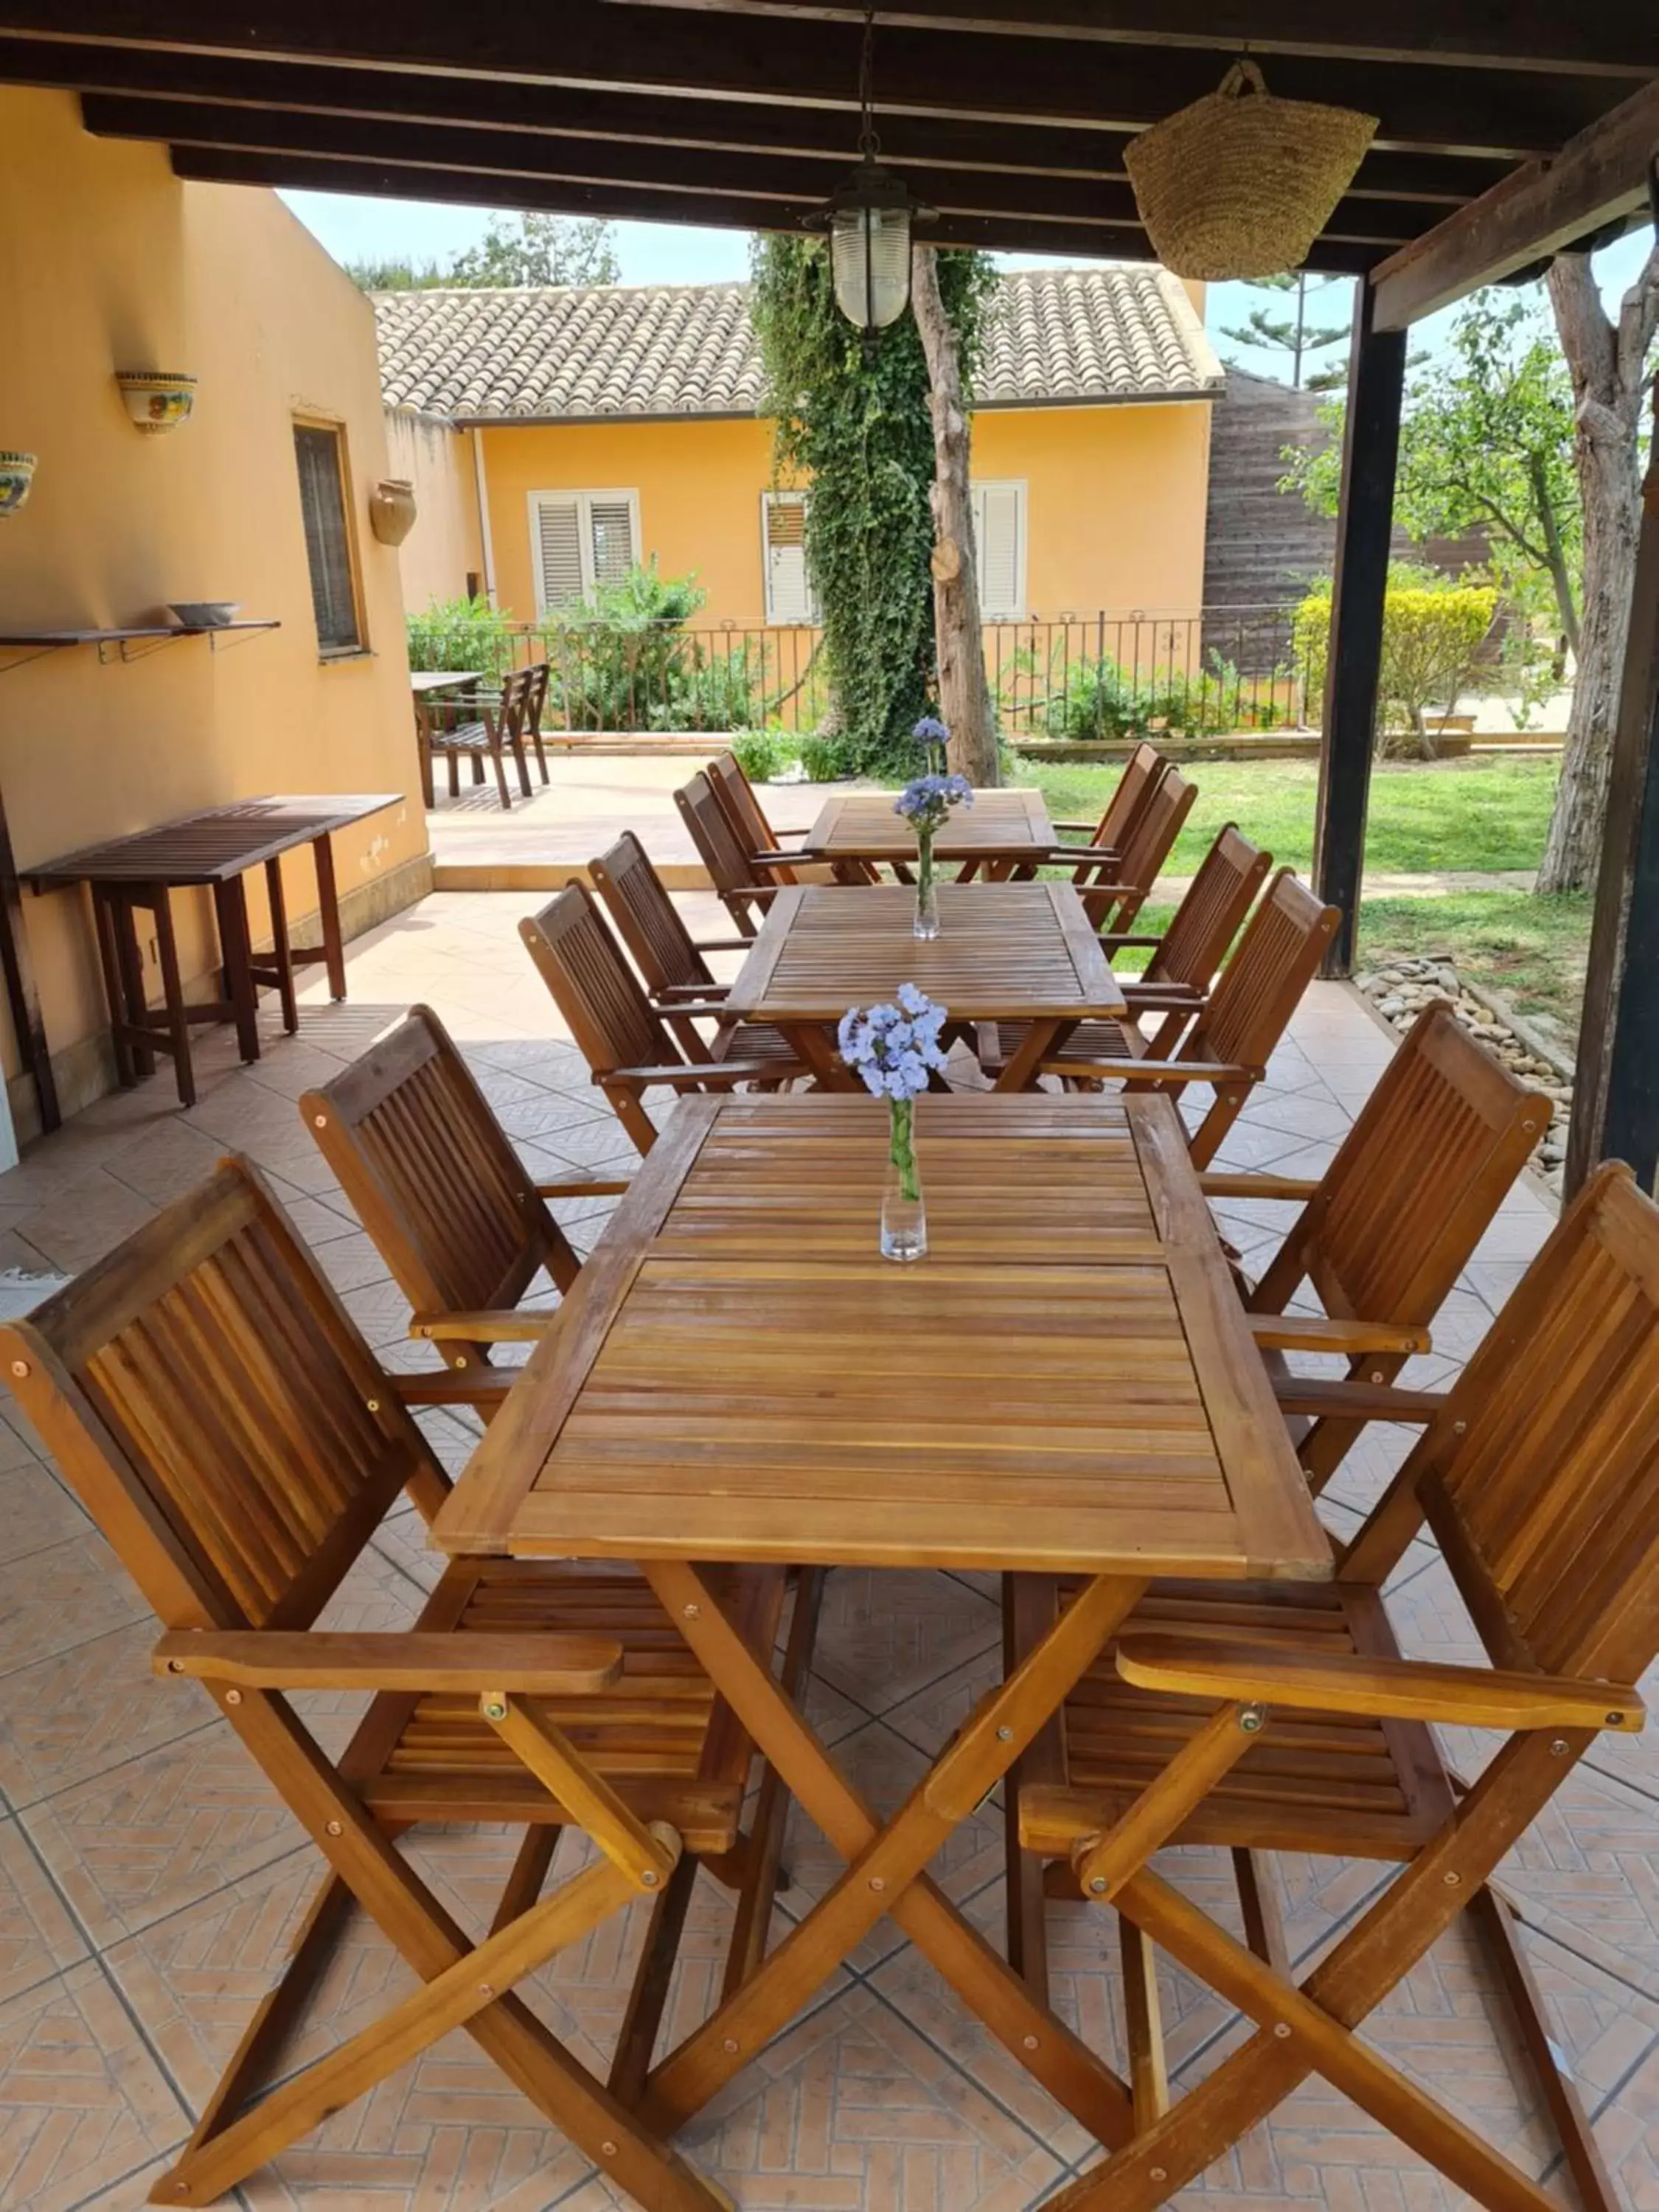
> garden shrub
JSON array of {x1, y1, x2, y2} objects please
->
[
  {"x1": 728, "y1": 728, "x2": 801, "y2": 782},
  {"x1": 406, "y1": 595, "x2": 512, "y2": 675},
  {"x1": 1294, "y1": 565, "x2": 1499, "y2": 757}
]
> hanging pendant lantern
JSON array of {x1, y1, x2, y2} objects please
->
[
  {"x1": 830, "y1": 159, "x2": 913, "y2": 333},
  {"x1": 813, "y1": 10, "x2": 922, "y2": 347}
]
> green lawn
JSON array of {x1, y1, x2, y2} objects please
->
[
  {"x1": 1018, "y1": 752, "x2": 1558, "y2": 877},
  {"x1": 1006, "y1": 751, "x2": 1587, "y2": 1037}
]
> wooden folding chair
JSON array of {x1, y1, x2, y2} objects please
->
[
  {"x1": 520, "y1": 882, "x2": 810, "y2": 1155},
  {"x1": 675, "y1": 771, "x2": 794, "y2": 935},
  {"x1": 986, "y1": 869, "x2": 1338, "y2": 1168},
  {"x1": 591, "y1": 830, "x2": 754, "y2": 1060},
  {"x1": 521, "y1": 658, "x2": 552, "y2": 786},
  {"x1": 1203, "y1": 999, "x2": 1551, "y2": 1491},
  {"x1": 300, "y1": 1004, "x2": 629, "y2": 1378},
  {"x1": 0, "y1": 1156, "x2": 813, "y2": 2211},
  {"x1": 1020, "y1": 738, "x2": 1166, "y2": 885},
  {"x1": 1110, "y1": 823, "x2": 1271, "y2": 1055},
  {"x1": 1077, "y1": 763, "x2": 1197, "y2": 934},
  {"x1": 416, "y1": 667, "x2": 535, "y2": 811},
  {"x1": 705, "y1": 753, "x2": 869, "y2": 888},
  {"x1": 1010, "y1": 1160, "x2": 1656, "y2": 2212}
]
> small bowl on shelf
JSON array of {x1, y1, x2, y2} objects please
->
[{"x1": 167, "y1": 601, "x2": 242, "y2": 630}]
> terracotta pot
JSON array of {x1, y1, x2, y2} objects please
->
[
  {"x1": 0, "y1": 451, "x2": 36, "y2": 517},
  {"x1": 115, "y1": 372, "x2": 197, "y2": 434},
  {"x1": 369, "y1": 477, "x2": 418, "y2": 546}
]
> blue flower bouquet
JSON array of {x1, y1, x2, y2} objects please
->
[
  {"x1": 894, "y1": 767, "x2": 973, "y2": 940},
  {"x1": 838, "y1": 983, "x2": 950, "y2": 1261}
]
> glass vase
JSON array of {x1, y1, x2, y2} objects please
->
[
  {"x1": 913, "y1": 830, "x2": 940, "y2": 939},
  {"x1": 880, "y1": 1098, "x2": 927, "y2": 1262}
]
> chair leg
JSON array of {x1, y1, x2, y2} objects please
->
[
  {"x1": 1471, "y1": 1883, "x2": 1621, "y2": 2212},
  {"x1": 609, "y1": 1848, "x2": 700, "y2": 2104},
  {"x1": 491, "y1": 737, "x2": 514, "y2": 810},
  {"x1": 605, "y1": 1082, "x2": 661, "y2": 1157},
  {"x1": 720, "y1": 1565, "x2": 824, "y2": 2000},
  {"x1": 1003, "y1": 1573, "x2": 1065, "y2": 2000},
  {"x1": 491, "y1": 1825, "x2": 563, "y2": 1935}
]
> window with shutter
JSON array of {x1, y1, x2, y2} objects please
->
[
  {"x1": 528, "y1": 490, "x2": 641, "y2": 610},
  {"x1": 970, "y1": 480, "x2": 1026, "y2": 620},
  {"x1": 762, "y1": 493, "x2": 818, "y2": 624},
  {"x1": 293, "y1": 423, "x2": 363, "y2": 655}
]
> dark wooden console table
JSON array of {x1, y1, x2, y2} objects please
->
[{"x1": 26, "y1": 794, "x2": 401, "y2": 1108}]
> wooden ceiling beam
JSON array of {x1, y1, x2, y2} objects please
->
[
  {"x1": 167, "y1": 142, "x2": 1387, "y2": 271},
  {"x1": 1371, "y1": 77, "x2": 1659, "y2": 325},
  {"x1": 0, "y1": 6, "x2": 1632, "y2": 160},
  {"x1": 598, "y1": 0, "x2": 1659, "y2": 81},
  {"x1": 0, "y1": 38, "x2": 1508, "y2": 198},
  {"x1": 82, "y1": 94, "x2": 1439, "y2": 242}
]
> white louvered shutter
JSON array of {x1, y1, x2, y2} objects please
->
[
  {"x1": 587, "y1": 496, "x2": 637, "y2": 588},
  {"x1": 532, "y1": 496, "x2": 585, "y2": 611},
  {"x1": 763, "y1": 494, "x2": 816, "y2": 622},
  {"x1": 971, "y1": 482, "x2": 1024, "y2": 618}
]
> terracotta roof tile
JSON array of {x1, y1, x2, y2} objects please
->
[{"x1": 373, "y1": 265, "x2": 1222, "y2": 421}]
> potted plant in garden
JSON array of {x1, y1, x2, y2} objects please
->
[{"x1": 838, "y1": 984, "x2": 950, "y2": 1262}]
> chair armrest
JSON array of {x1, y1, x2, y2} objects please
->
[
  {"x1": 1114, "y1": 1632, "x2": 1644, "y2": 1734},
  {"x1": 749, "y1": 849, "x2": 802, "y2": 870},
  {"x1": 153, "y1": 1630, "x2": 623, "y2": 1697},
  {"x1": 1270, "y1": 1376, "x2": 1446, "y2": 1421},
  {"x1": 1098, "y1": 933, "x2": 1163, "y2": 950},
  {"x1": 608, "y1": 1058, "x2": 801, "y2": 1087},
  {"x1": 1052, "y1": 819, "x2": 1104, "y2": 835},
  {"x1": 656, "y1": 981, "x2": 731, "y2": 1001},
  {"x1": 1199, "y1": 1172, "x2": 1322, "y2": 1200},
  {"x1": 409, "y1": 1309, "x2": 555, "y2": 1343},
  {"x1": 1248, "y1": 1314, "x2": 1431, "y2": 1356},
  {"x1": 1052, "y1": 1059, "x2": 1261, "y2": 1087},
  {"x1": 1120, "y1": 984, "x2": 1206, "y2": 1012},
  {"x1": 692, "y1": 936, "x2": 755, "y2": 953},
  {"x1": 535, "y1": 1178, "x2": 630, "y2": 1200}
]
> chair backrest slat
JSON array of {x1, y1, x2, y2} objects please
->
[
  {"x1": 1146, "y1": 824, "x2": 1270, "y2": 990},
  {"x1": 0, "y1": 1160, "x2": 434, "y2": 1633},
  {"x1": 521, "y1": 883, "x2": 676, "y2": 1081},
  {"x1": 302, "y1": 1007, "x2": 577, "y2": 1332},
  {"x1": 1349, "y1": 1165, "x2": 1659, "y2": 1687},
  {"x1": 592, "y1": 831, "x2": 714, "y2": 1000},
  {"x1": 678, "y1": 771, "x2": 762, "y2": 893},
  {"x1": 1190, "y1": 869, "x2": 1338, "y2": 1074}
]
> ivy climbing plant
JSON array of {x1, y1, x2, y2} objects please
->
[{"x1": 750, "y1": 235, "x2": 997, "y2": 774}]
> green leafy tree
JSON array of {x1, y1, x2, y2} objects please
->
[
  {"x1": 347, "y1": 214, "x2": 621, "y2": 293},
  {"x1": 749, "y1": 236, "x2": 996, "y2": 774},
  {"x1": 1222, "y1": 272, "x2": 1352, "y2": 390},
  {"x1": 1284, "y1": 294, "x2": 1580, "y2": 655}
]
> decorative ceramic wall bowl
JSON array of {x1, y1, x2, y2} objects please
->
[
  {"x1": 0, "y1": 452, "x2": 36, "y2": 516},
  {"x1": 115, "y1": 372, "x2": 197, "y2": 434},
  {"x1": 167, "y1": 602, "x2": 241, "y2": 628}
]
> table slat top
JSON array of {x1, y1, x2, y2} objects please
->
[
  {"x1": 26, "y1": 794, "x2": 403, "y2": 887},
  {"x1": 725, "y1": 883, "x2": 1126, "y2": 1023},
  {"x1": 803, "y1": 787, "x2": 1054, "y2": 859},
  {"x1": 410, "y1": 669, "x2": 484, "y2": 695},
  {"x1": 434, "y1": 1092, "x2": 1329, "y2": 1582}
]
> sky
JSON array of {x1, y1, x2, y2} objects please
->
[{"x1": 281, "y1": 188, "x2": 1657, "y2": 386}]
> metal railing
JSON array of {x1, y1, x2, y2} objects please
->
[{"x1": 412, "y1": 607, "x2": 1309, "y2": 740}]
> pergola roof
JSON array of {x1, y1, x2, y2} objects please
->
[{"x1": 1, "y1": 1, "x2": 1654, "y2": 302}]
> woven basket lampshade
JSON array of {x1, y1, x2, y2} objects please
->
[{"x1": 1124, "y1": 60, "x2": 1377, "y2": 281}]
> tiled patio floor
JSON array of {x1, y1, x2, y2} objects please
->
[{"x1": 0, "y1": 889, "x2": 1653, "y2": 2212}]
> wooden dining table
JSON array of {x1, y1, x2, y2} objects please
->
[
  {"x1": 433, "y1": 1088, "x2": 1330, "y2": 2153},
  {"x1": 723, "y1": 880, "x2": 1127, "y2": 1090},
  {"x1": 799, "y1": 785, "x2": 1057, "y2": 878}
]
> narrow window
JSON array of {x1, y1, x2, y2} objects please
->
[
  {"x1": 762, "y1": 492, "x2": 818, "y2": 624},
  {"x1": 293, "y1": 422, "x2": 364, "y2": 655},
  {"x1": 970, "y1": 481, "x2": 1027, "y2": 620}
]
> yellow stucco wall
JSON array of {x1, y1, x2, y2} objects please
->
[
  {"x1": 473, "y1": 398, "x2": 1211, "y2": 630},
  {"x1": 385, "y1": 408, "x2": 486, "y2": 611},
  {"x1": 972, "y1": 403, "x2": 1213, "y2": 616},
  {"x1": 0, "y1": 90, "x2": 428, "y2": 1136}
]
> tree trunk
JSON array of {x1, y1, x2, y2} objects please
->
[
  {"x1": 910, "y1": 243, "x2": 999, "y2": 787},
  {"x1": 1537, "y1": 247, "x2": 1657, "y2": 894}
]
